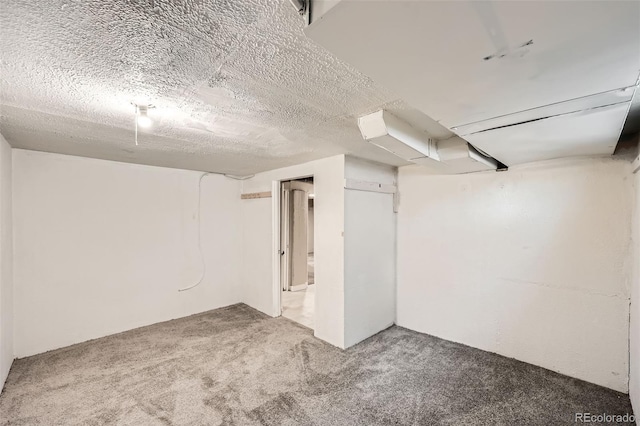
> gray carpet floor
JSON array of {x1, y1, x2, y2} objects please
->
[{"x1": 0, "y1": 304, "x2": 634, "y2": 425}]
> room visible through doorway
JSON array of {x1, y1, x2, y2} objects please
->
[{"x1": 280, "y1": 177, "x2": 314, "y2": 328}]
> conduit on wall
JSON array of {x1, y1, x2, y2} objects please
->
[
  {"x1": 178, "y1": 172, "x2": 260, "y2": 292},
  {"x1": 178, "y1": 172, "x2": 211, "y2": 292}
]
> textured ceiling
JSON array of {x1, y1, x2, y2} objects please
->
[{"x1": 0, "y1": 0, "x2": 451, "y2": 175}]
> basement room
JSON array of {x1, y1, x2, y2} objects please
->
[{"x1": 0, "y1": 1, "x2": 639, "y2": 424}]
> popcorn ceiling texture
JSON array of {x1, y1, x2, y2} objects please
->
[{"x1": 0, "y1": 0, "x2": 450, "y2": 174}]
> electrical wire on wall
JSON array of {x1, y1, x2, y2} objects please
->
[
  {"x1": 178, "y1": 172, "x2": 210, "y2": 292},
  {"x1": 177, "y1": 172, "x2": 254, "y2": 292}
]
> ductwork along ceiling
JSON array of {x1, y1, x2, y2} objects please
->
[
  {"x1": 306, "y1": 0, "x2": 640, "y2": 170},
  {"x1": 1, "y1": 0, "x2": 639, "y2": 175}
]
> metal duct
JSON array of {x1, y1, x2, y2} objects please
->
[{"x1": 358, "y1": 110, "x2": 497, "y2": 174}]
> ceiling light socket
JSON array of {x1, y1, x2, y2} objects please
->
[
  {"x1": 132, "y1": 103, "x2": 155, "y2": 128},
  {"x1": 136, "y1": 105, "x2": 152, "y2": 128}
]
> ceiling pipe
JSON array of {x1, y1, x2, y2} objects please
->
[{"x1": 357, "y1": 110, "x2": 438, "y2": 162}]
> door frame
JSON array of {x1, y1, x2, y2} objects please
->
[{"x1": 271, "y1": 175, "x2": 314, "y2": 318}]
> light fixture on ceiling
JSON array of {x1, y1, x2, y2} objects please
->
[
  {"x1": 136, "y1": 105, "x2": 152, "y2": 128},
  {"x1": 131, "y1": 103, "x2": 155, "y2": 146}
]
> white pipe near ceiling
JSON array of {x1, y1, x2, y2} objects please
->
[
  {"x1": 357, "y1": 110, "x2": 497, "y2": 174},
  {"x1": 357, "y1": 110, "x2": 438, "y2": 161}
]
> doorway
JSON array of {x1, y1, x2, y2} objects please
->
[{"x1": 280, "y1": 177, "x2": 315, "y2": 328}]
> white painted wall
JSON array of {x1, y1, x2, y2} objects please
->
[
  {"x1": 10, "y1": 144, "x2": 635, "y2": 399},
  {"x1": 631, "y1": 167, "x2": 640, "y2": 414},
  {"x1": 343, "y1": 157, "x2": 396, "y2": 347},
  {"x1": 241, "y1": 155, "x2": 345, "y2": 348},
  {"x1": 397, "y1": 157, "x2": 632, "y2": 392},
  {"x1": 12, "y1": 150, "x2": 243, "y2": 357},
  {"x1": 0, "y1": 134, "x2": 13, "y2": 390}
]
